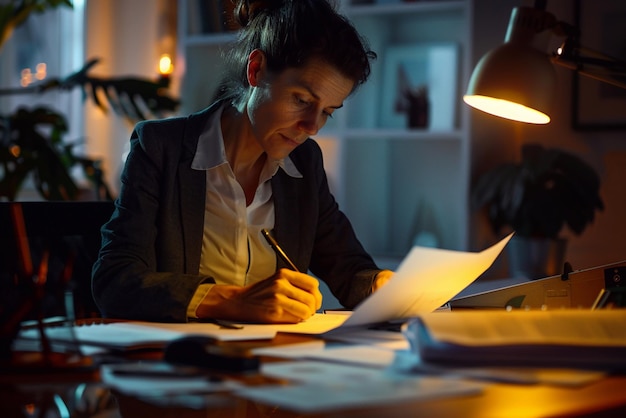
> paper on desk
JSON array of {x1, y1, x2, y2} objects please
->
[
  {"x1": 236, "y1": 360, "x2": 483, "y2": 413},
  {"x1": 18, "y1": 321, "x2": 276, "y2": 351},
  {"x1": 100, "y1": 363, "x2": 241, "y2": 396},
  {"x1": 252, "y1": 341, "x2": 399, "y2": 368},
  {"x1": 272, "y1": 312, "x2": 350, "y2": 334},
  {"x1": 272, "y1": 233, "x2": 512, "y2": 335}
]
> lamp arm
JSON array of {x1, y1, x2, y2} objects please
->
[{"x1": 551, "y1": 32, "x2": 626, "y2": 90}]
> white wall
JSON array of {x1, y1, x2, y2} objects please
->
[{"x1": 84, "y1": 0, "x2": 171, "y2": 195}]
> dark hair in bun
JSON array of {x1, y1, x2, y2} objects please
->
[{"x1": 217, "y1": 0, "x2": 376, "y2": 103}]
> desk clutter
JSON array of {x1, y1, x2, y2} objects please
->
[
  {"x1": 3, "y1": 233, "x2": 626, "y2": 416},
  {"x1": 3, "y1": 310, "x2": 622, "y2": 416}
]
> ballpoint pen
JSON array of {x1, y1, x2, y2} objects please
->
[{"x1": 261, "y1": 228, "x2": 300, "y2": 272}]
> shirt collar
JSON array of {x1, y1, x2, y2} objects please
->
[{"x1": 191, "y1": 104, "x2": 302, "y2": 179}]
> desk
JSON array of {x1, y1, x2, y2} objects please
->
[{"x1": 2, "y1": 332, "x2": 626, "y2": 418}]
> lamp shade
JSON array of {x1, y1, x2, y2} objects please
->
[
  {"x1": 463, "y1": 3, "x2": 560, "y2": 124},
  {"x1": 464, "y1": 42, "x2": 557, "y2": 124}
]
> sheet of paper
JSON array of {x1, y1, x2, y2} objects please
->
[
  {"x1": 100, "y1": 363, "x2": 241, "y2": 396},
  {"x1": 253, "y1": 342, "x2": 398, "y2": 368},
  {"x1": 236, "y1": 361, "x2": 483, "y2": 413},
  {"x1": 251, "y1": 340, "x2": 327, "y2": 358},
  {"x1": 319, "y1": 327, "x2": 410, "y2": 350},
  {"x1": 19, "y1": 321, "x2": 277, "y2": 351},
  {"x1": 340, "y1": 233, "x2": 513, "y2": 328},
  {"x1": 271, "y1": 312, "x2": 350, "y2": 334},
  {"x1": 303, "y1": 345, "x2": 398, "y2": 368}
]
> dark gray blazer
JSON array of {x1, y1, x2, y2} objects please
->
[{"x1": 92, "y1": 103, "x2": 381, "y2": 322}]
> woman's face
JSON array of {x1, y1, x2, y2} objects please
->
[{"x1": 245, "y1": 51, "x2": 354, "y2": 160}]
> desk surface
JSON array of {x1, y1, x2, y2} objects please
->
[{"x1": 2, "y1": 332, "x2": 626, "y2": 418}]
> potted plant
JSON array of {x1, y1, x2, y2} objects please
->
[
  {"x1": 471, "y1": 143, "x2": 604, "y2": 279},
  {"x1": 0, "y1": 58, "x2": 179, "y2": 201},
  {"x1": 0, "y1": 2, "x2": 179, "y2": 201}
]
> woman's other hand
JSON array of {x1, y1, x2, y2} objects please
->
[{"x1": 372, "y1": 269, "x2": 394, "y2": 292}]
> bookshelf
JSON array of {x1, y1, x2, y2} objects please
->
[{"x1": 177, "y1": 0, "x2": 472, "y2": 266}]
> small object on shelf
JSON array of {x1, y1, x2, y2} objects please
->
[
  {"x1": 380, "y1": 43, "x2": 458, "y2": 131},
  {"x1": 403, "y1": 85, "x2": 429, "y2": 128}
]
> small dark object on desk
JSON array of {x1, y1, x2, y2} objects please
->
[
  {"x1": 164, "y1": 335, "x2": 260, "y2": 372},
  {"x1": 110, "y1": 361, "x2": 223, "y2": 381},
  {"x1": 367, "y1": 320, "x2": 405, "y2": 333}
]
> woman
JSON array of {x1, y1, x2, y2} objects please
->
[{"x1": 92, "y1": 0, "x2": 393, "y2": 323}]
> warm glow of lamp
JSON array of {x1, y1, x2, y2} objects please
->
[
  {"x1": 462, "y1": 41, "x2": 555, "y2": 124},
  {"x1": 463, "y1": 95, "x2": 550, "y2": 124},
  {"x1": 158, "y1": 53, "x2": 174, "y2": 76},
  {"x1": 463, "y1": 5, "x2": 557, "y2": 124}
]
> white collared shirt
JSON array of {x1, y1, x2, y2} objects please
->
[{"x1": 187, "y1": 105, "x2": 302, "y2": 316}]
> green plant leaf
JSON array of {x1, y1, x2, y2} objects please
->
[
  {"x1": 0, "y1": 0, "x2": 73, "y2": 52},
  {"x1": 471, "y1": 143, "x2": 604, "y2": 239}
]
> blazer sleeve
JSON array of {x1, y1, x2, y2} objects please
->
[{"x1": 91, "y1": 116, "x2": 210, "y2": 322}]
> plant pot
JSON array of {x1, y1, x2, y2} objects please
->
[{"x1": 507, "y1": 236, "x2": 567, "y2": 280}]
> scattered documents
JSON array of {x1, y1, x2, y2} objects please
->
[
  {"x1": 406, "y1": 309, "x2": 626, "y2": 370},
  {"x1": 18, "y1": 321, "x2": 277, "y2": 352}
]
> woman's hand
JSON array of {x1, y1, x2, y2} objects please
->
[
  {"x1": 196, "y1": 269, "x2": 323, "y2": 323},
  {"x1": 372, "y1": 269, "x2": 394, "y2": 292}
]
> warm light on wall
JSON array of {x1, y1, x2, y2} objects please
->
[{"x1": 158, "y1": 53, "x2": 174, "y2": 76}]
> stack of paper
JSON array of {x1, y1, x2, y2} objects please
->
[{"x1": 406, "y1": 309, "x2": 626, "y2": 370}]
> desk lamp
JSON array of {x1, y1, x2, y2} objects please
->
[{"x1": 463, "y1": 0, "x2": 626, "y2": 124}]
